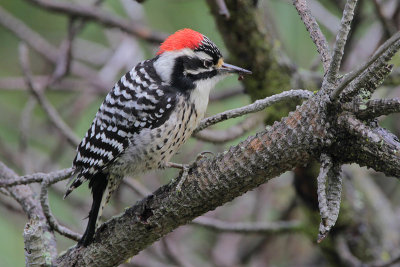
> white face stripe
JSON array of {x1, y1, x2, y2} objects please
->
[
  {"x1": 194, "y1": 51, "x2": 213, "y2": 61},
  {"x1": 153, "y1": 48, "x2": 197, "y2": 83}
]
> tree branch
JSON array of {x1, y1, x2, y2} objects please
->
[
  {"x1": 331, "y1": 31, "x2": 400, "y2": 100},
  {"x1": 19, "y1": 44, "x2": 81, "y2": 147},
  {"x1": 353, "y1": 98, "x2": 400, "y2": 119},
  {"x1": 40, "y1": 180, "x2": 81, "y2": 241},
  {"x1": 292, "y1": 0, "x2": 331, "y2": 72},
  {"x1": 0, "y1": 6, "x2": 109, "y2": 91},
  {"x1": 195, "y1": 89, "x2": 312, "y2": 133},
  {"x1": 0, "y1": 168, "x2": 73, "y2": 188},
  {"x1": 0, "y1": 161, "x2": 58, "y2": 265},
  {"x1": 25, "y1": 0, "x2": 167, "y2": 43},
  {"x1": 316, "y1": 154, "x2": 342, "y2": 242},
  {"x1": 335, "y1": 113, "x2": 400, "y2": 177},
  {"x1": 325, "y1": 0, "x2": 358, "y2": 84}
]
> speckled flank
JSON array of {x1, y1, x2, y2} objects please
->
[{"x1": 109, "y1": 96, "x2": 204, "y2": 189}]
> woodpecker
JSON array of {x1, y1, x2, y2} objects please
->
[{"x1": 65, "y1": 28, "x2": 251, "y2": 246}]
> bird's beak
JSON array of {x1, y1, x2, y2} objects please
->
[{"x1": 219, "y1": 63, "x2": 252, "y2": 75}]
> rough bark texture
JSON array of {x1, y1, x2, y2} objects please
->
[{"x1": 0, "y1": 163, "x2": 57, "y2": 266}]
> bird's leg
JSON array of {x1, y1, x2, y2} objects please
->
[
  {"x1": 164, "y1": 162, "x2": 190, "y2": 192},
  {"x1": 165, "y1": 151, "x2": 215, "y2": 192}
]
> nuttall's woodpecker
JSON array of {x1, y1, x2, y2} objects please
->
[{"x1": 65, "y1": 28, "x2": 251, "y2": 246}]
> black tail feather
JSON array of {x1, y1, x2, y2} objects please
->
[{"x1": 78, "y1": 172, "x2": 108, "y2": 247}]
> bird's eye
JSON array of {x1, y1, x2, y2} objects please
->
[{"x1": 203, "y1": 60, "x2": 213, "y2": 68}]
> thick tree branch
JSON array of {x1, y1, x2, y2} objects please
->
[
  {"x1": 353, "y1": 98, "x2": 400, "y2": 119},
  {"x1": 334, "y1": 113, "x2": 400, "y2": 177}
]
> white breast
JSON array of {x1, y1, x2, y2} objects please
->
[{"x1": 191, "y1": 76, "x2": 223, "y2": 118}]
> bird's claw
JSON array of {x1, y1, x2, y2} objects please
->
[
  {"x1": 175, "y1": 164, "x2": 190, "y2": 192},
  {"x1": 195, "y1": 151, "x2": 215, "y2": 161},
  {"x1": 166, "y1": 151, "x2": 215, "y2": 192}
]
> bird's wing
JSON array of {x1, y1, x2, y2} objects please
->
[{"x1": 66, "y1": 61, "x2": 177, "y2": 195}]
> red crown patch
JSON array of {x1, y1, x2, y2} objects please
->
[{"x1": 157, "y1": 29, "x2": 204, "y2": 55}]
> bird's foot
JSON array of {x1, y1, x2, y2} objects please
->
[
  {"x1": 164, "y1": 162, "x2": 190, "y2": 192},
  {"x1": 165, "y1": 151, "x2": 215, "y2": 192}
]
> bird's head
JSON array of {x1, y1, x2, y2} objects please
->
[{"x1": 153, "y1": 29, "x2": 251, "y2": 91}]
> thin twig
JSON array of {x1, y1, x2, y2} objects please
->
[
  {"x1": 292, "y1": 0, "x2": 331, "y2": 72},
  {"x1": 19, "y1": 43, "x2": 81, "y2": 147},
  {"x1": 25, "y1": 0, "x2": 167, "y2": 43},
  {"x1": 40, "y1": 180, "x2": 81, "y2": 241},
  {"x1": 50, "y1": 18, "x2": 78, "y2": 84},
  {"x1": 325, "y1": 0, "x2": 358, "y2": 84},
  {"x1": 192, "y1": 216, "x2": 304, "y2": 234},
  {"x1": 0, "y1": 168, "x2": 73, "y2": 188},
  {"x1": 195, "y1": 89, "x2": 313, "y2": 133},
  {"x1": 0, "y1": 7, "x2": 109, "y2": 91},
  {"x1": 51, "y1": 0, "x2": 106, "y2": 83}
]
